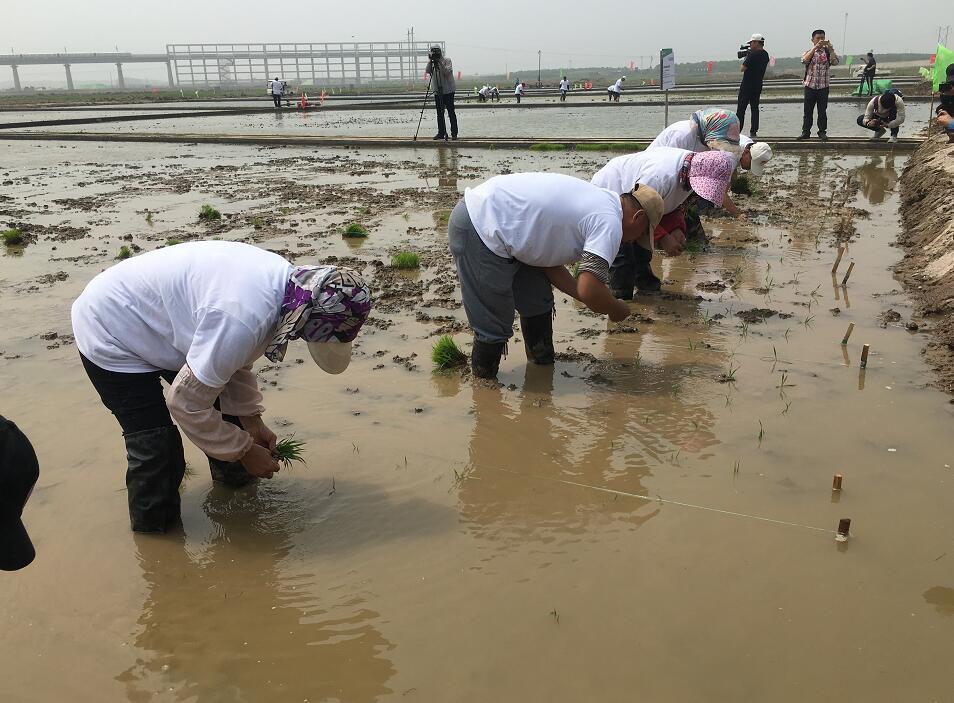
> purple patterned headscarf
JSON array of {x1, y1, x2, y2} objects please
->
[{"x1": 264, "y1": 265, "x2": 373, "y2": 362}]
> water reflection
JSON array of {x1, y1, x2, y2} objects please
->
[
  {"x1": 118, "y1": 484, "x2": 396, "y2": 702},
  {"x1": 855, "y1": 156, "x2": 898, "y2": 205},
  {"x1": 436, "y1": 147, "x2": 459, "y2": 191}
]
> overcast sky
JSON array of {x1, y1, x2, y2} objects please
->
[{"x1": 4, "y1": 0, "x2": 948, "y2": 83}]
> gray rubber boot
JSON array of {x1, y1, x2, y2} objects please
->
[
  {"x1": 124, "y1": 426, "x2": 186, "y2": 533},
  {"x1": 520, "y1": 312, "x2": 555, "y2": 365}
]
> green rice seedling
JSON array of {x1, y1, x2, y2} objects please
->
[
  {"x1": 145, "y1": 210, "x2": 153, "y2": 223},
  {"x1": 718, "y1": 363, "x2": 738, "y2": 383},
  {"x1": 199, "y1": 204, "x2": 221, "y2": 221},
  {"x1": 802, "y1": 314, "x2": 815, "y2": 328},
  {"x1": 575, "y1": 142, "x2": 640, "y2": 152},
  {"x1": 273, "y1": 436, "x2": 307, "y2": 468},
  {"x1": 434, "y1": 210, "x2": 451, "y2": 225},
  {"x1": 758, "y1": 420, "x2": 764, "y2": 443},
  {"x1": 401, "y1": 212, "x2": 410, "y2": 221},
  {"x1": 570, "y1": 261, "x2": 581, "y2": 279},
  {"x1": 342, "y1": 222, "x2": 368, "y2": 238},
  {"x1": 730, "y1": 173, "x2": 754, "y2": 195},
  {"x1": 733, "y1": 458, "x2": 742, "y2": 477},
  {"x1": 391, "y1": 251, "x2": 421, "y2": 269},
  {"x1": 777, "y1": 370, "x2": 795, "y2": 389},
  {"x1": 115, "y1": 245, "x2": 132, "y2": 260},
  {"x1": 432, "y1": 335, "x2": 467, "y2": 370},
  {"x1": 528, "y1": 142, "x2": 567, "y2": 151},
  {"x1": 250, "y1": 216, "x2": 265, "y2": 229},
  {"x1": 166, "y1": 238, "x2": 182, "y2": 246},
  {"x1": 2, "y1": 228, "x2": 24, "y2": 246}
]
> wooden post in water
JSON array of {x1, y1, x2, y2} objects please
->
[
  {"x1": 836, "y1": 518, "x2": 851, "y2": 542},
  {"x1": 860, "y1": 343, "x2": 870, "y2": 368},
  {"x1": 841, "y1": 261, "x2": 855, "y2": 286},
  {"x1": 832, "y1": 474, "x2": 843, "y2": 491},
  {"x1": 841, "y1": 322, "x2": 855, "y2": 345},
  {"x1": 831, "y1": 246, "x2": 845, "y2": 274}
]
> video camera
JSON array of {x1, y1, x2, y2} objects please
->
[
  {"x1": 737, "y1": 44, "x2": 750, "y2": 60},
  {"x1": 428, "y1": 46, "x2": 443, "y2": 61}
]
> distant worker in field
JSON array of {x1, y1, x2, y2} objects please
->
[
  {"x1": 447, "y1": 173, "x2": 663, "y2": 378},
  {"x1": 592, "y1": 148, "x2": 736, "y2": 294},
  {"x1": 559, "y1": 76, "x2": 570, "y2": 101},
  {"x1": 798, "y1": 28, "x2": 839, "y2": 141},
  {"x1": 426, "y1": 44, "x2": 458, "y2": 141},
  {"x1": 607, "y1": 76, "x2": 625, "y2": 102},
  {"x1": 490, "y1": 85, "x2": 501, "y2": 102},
  {"x1": 71, "y1": 241, "x2": 372, "y2": 533},
  {"x1": 269, "y1": 77, "x2": 284, "y2": 108},
  {"x1": 736, "y1": 33, "x2": 769, "y2": 138},
  {"x1": 857, "y1": 90, "x2": 905, "y2": 143},
  {"x1": 514, "y1": 82, "x2": 525, "y2": 103},
  {"x1": 859, "y1": 52, "x2": 877, "y2": 96},
  {"x1": 478, "y1": 85, "x2": 491, "y2": 102}
]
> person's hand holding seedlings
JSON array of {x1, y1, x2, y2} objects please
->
[
  {"x1": 240, "y1": 414, "x2": 277, "y2": 452},
  {"x1": 241, "y1": 443, "x2": 280, "y2": 479}
]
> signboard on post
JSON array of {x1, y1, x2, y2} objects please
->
[{"x1": 660, "y1": 48, "x2": 676, "y2": 125}]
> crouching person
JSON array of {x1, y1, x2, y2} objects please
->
[
  {"x1": 71, "y1": 241, "x2": 372, "y2": 532},
  {"x1": 857, "y1": 90, "x2": 905, "y2": 143},
  {"x1": 448, "y1": 173, "x2": 663, "y2": 378}
]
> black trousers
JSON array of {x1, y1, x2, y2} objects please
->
[
  {"x1": 272, "y1": 94, "x2": 281, "y2": 108},
  {"x1": 858, "y1": 74, "x2": 874, "y2": 95},
  {"x1": 736, "y1": 86, "x2": 762, "y2": 133},
  {"x1": 435, "y1": 92, "x2": 458, "y2": 137},
  {"x1": 856, "y1": 114, "x2": 899, "y2": 137},
  {"x1": 802, "y1": 87, "x2": 830, "y2": 135}
]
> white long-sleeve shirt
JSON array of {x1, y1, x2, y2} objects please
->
[{"x1": 864, "y1": 95, "x2": 905, "y2": 128}]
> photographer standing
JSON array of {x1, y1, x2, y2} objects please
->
[
  {"x1": 798, "y1": 29, "x2": 839, "y2": 141},
  {"x1": 426, "y1": 44, "x2": 458, "y2": 141},
  {"x1": 736, "y1": 33, "x2": 769, "y2": 138},
  {"x1": 859, "y1": 52, "x2": 877, "y2": 96}
]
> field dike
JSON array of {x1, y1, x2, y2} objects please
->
[{"x1": 898, "y1": 132, "x2": 954, "y2": 394}]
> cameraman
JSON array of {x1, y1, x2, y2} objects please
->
[
  {"x1": 798, "y1": 29, "x2": 839, "y2": 141},
  {"x1": 736, "y1": 33, "x2": 769, "y2": 138},
  {"x1": 426, "y1": 44, "x2": 458, "y2": 141}
]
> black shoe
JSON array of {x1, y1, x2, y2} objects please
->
[
  {"x1": 433, "y1": 133, "x2": 447, "y2": 140},
  {"x1": 209, "y1": 456, "x2": 257, "y2": 487},
  {"x1": 818, "y1": 132, "x2": 828, "y2": 141},
  {"x1": 796, "y1": 133, "x2": 810, "y2": 141},
  {"x1": 471, "y1": 339, "x2": 506, "y2": 379},
  {"x1": 124, "y1": 426, "x2": 186, "y2": 533},
  {"x1": 749, "y1": 131, "x2": 758, "y2": 139},
  {"x1": 520, "y1": 312, "x2": 555, "y2": 365},
  {"x1": 451, "y1": 135, "x2": 458, "y2": 140},
  {"x1": 611, "y1": 287, "x2": 634, "y2": 300}
]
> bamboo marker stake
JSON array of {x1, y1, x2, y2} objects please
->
[
  {"x1": 860, "y1": 344, "x2": 870, "y2": 369},
  {"x1": 836, "y1": 518, "x2": 851, "y2": 542},
  {"x1": 832, "y1": 474, "x2": 843, "y2": 491},
  {"x1": 841, "y1": 322, "x2": 855, "y2": 345},
  {"x1": 831, "y1": 246, "x2": 845, "y2": 274},
  {"x1": 841, "y1": 261, "x2": 855, "y2": 286}
]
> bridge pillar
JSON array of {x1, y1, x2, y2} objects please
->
[
  {"x1": 11, "y1": 65, "x2": 21, "y2": 92},
  {"x1": 166, "y1": 61, "x2": 175, "y2": 87},
  {"x1": 64, "y1": 63, "x2": 74, "y2": 91},
  {"x1": 115, "y1": 62, "x2": 125, "y2": 89}
]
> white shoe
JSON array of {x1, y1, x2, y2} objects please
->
[
  {"x1": 888, "y1": 135, "x2": 898, "y2": 143},
  {"x1": 870, "y1": 127, "x2": 886, "y2": 140}
]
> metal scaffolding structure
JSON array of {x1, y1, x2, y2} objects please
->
[{"x1": 165, "y1": 42, "x2": 443, "y2": 88}]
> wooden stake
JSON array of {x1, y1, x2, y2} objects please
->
[
  {"x1": 841, "y1": 261, "x2": 855, "y2": 286},
  {"x1": 860, "y1": 344, "x2": 870, "y2": 369},
  {"x1": 836, "y1": 518, "x2": 851, "y2": 542},
  {"x1": 841, "y1": 322, "x2": 854, "y2": 345},
  {"x1": 831, "y1": 246, "x2": 845, "y2": 274},
  {"x1": 832, "y1": 474, "x2": 843, "y2": 491}
]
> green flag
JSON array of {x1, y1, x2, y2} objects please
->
[
  {"x1": 845, "y1": 55, "x2": 854, "y2": 67},
  {"x1": 934, "y1": 44, "x2": 954, "y2": 91}
]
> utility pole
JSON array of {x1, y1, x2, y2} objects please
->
[
  {"x1": 841, "y1": 13, "x2": 848, "y2": 55},
  {"x1": 538, "y1": 50, "x2": 542, "y2": 86}
]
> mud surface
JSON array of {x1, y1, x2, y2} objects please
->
[
  {"x1": 2, "y1": 140, "x2": 953, "y2": 702},
  {"x1": 898, "y1": 132, "x2": 954, "y2": 394}
]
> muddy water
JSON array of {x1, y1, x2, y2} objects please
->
[
  {"x1": 1, "y1": 141, "x2": 953, "y2": 702},
  {"x1": 7, "y1": 99, "x2": 908, "y2": 139}
]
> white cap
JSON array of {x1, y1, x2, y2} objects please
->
[
  {"x1": 750, "y1": 33, "x2": 765, "y2": 42},
  {"x1": 747, "y1": 142, "x2": 773, "y2": 175},
  {"x1": 308, "y1": 340, "x2": 354, "y2": 374}
]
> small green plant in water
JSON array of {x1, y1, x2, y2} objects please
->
[
  {"x1": 166, "y1": 238, "x2": 182, "y2": 246},
  {"x1": 391, "y1": 251, "x2": 420, "y2": 269},
  {"x1": 273, "y1": 437, "x2": 307, "y2": 469},
  {"x1": 434, "y1": 210, "x2": 451, "y2": 225},
  {"x1": 342, "y1": 222, "x2": 368, "y2": 238},
  {"x1": 144, "y1": 210, "x2": 153, "y2": 223},
  {"x1": 575, "y1": 142, "x2": 640, "y2": 152},
  {"x1": 432, "y1": 335, "x2": 467, "y2": 370},
  {"x1": 250, "y1": 216, "x2": 265, "y2": 229},
  {"x1": 529, "y1": 142, "x2": 567, "y2": 151},
  {"x1": 199, "y1": 204, "x2": 221, "y2": 221},
  {"x1": 2, "y1": 228, "x2": 24, "y2": 246},
  {"x1": 730, "y1": 173, "x2": 755, "y2": 195},
  {"x1": 116, "y1": 245, "x2": 132, "y2": 260}
]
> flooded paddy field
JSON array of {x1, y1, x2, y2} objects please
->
[
  {"x1": 1, "y1": 138, "x2": 953, "y2": 702},
  {"x1": 3, "y1": 99, "x2": 918, "y2": 140}
]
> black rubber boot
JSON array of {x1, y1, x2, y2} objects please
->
[
  {"x1": 609, "y1": 242, "x2": 636, "y2": 300},
  {"x1": 520, "y1": 312, "x2": 555, "y2": 365},
  {"x1": 684, "y1": 208, "x2": 709, "y2": 246},
  {"x1": 208, "y1": 456, "x2": 256, "y2": 487},
  {"x1": 124, "y1": 426, "x2": 186, "y2": 533},
  {"x1": 471, "y1": 339, "x2": 506, "y2": 379},
  {"x1": 633, "y1": 244, "x2": 662, "y2": 292}
]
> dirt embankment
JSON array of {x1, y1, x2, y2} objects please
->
[{"x1": 898, "y1": 133, "x2": 954, "y2": 394}]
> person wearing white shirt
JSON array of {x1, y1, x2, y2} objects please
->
[
  {"x1": 447, "y1": 173, "x2": 664, "y2": 377},
  {"x1": 559, "y1": 76, "x2": 570, "y2": 102},
  {"x1": 478, "y1": 85, "x2": 491, "y2": 102},
  {"x1": 514, "y1": 82, "x2": 525, "y2": 103},
  {"x1": 71, "y1": 241, "x2": 372, "y2": 532},
  {"x1": 607, "y1": 77, "x2": 625, "y2": 102},
  {"x1": 592, "y1": 149, "x2": 736, "y2": 295},
  {"x1": 269, "y1": 77, "x2": 284, "y2": 108}
]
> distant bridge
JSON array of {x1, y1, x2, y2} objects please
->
[{"x1": 0, "y1": 41, "x2": 443, "y2": 91}]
